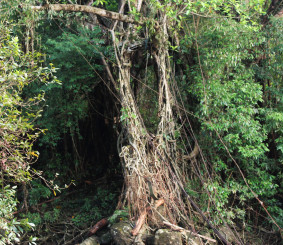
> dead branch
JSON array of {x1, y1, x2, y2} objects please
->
[
  {"x1": 163, "y1": 221, "x2": 217, "y2": 243},
  {"x1": 131, "y1": 199, "x2": 164, "y2": 236},
  {"x1": 30, "y1": 4, "x2": 142, "y2": 24},
  {"x1": 87, "y1": 218, "x2": 108, "y2": 236},
  {"x1": 64, "y1": 226, "x2": 90, "y2": 245}
]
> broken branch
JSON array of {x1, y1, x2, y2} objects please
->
[
  {"x1": 88, "y1": 218, "x2": 108, "y2": 236},
  {"x1": 30, "y1": 4, "x2": 142, "y2": 24}
]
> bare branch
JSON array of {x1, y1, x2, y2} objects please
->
[{"x1": 30, "y1": 4, "x2": 142, "y2": 24}]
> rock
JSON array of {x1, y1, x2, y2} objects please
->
[
  {"x1": 79, "y1": 235, "x2": 100, "y2": 245},
  {"x1": 219, "y1": 226, "x2": 237, "y2": 243},
  {"x1": 110, "y1": 221, "x2": 134, "y2": 245},
  {"x1": 99, "y1": 231, "x2": 112, "y2": 244},
  {"x1": 188, "y1": 236, "x2": 203, "y2": 245},
  {"x1": 134, "y1": 224, "x2": 150, "y2": 245},
  {"x1": 152, "y1": 205, "x2": 167, "y2": 227},
  {"x1": 188, "y1": 236, "x2": 212, "y2": 245},
  {"x1": 154, "y1": 229, "x2": 182, "y2": 245}
]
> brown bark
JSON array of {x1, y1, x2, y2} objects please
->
[
  {"x1": 88, "y1": 218, "x2": 108, "y2": 236},
  {"x1": 30, "y1": 4, "x2": 142, "y2": 24}
]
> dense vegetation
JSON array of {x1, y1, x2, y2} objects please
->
[{"x1": 0, "y1": 0, "x2": 282, "y2": 244}]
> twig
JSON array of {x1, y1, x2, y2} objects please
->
[
  {"x1": 63, "y1": 227, "x2": 90, "y2": 245},
  {"x1": 163, "y1": 221, "x2": 217, "y2": 243}
]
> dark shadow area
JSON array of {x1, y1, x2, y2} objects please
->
[{"x1": 17, "y1": 83, "x2": 123, "y2": 244}]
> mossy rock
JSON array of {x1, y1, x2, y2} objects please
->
[
  {"x1": 79, "y1": 235, "x2": 100, "y2": 245},
  {"x1": 99, "y1": 231, "x2": 112, "y2": 244},
  {"x1": 110, "y1": 221, "x2": 134, "y2": 245},
  {"x1": 154, "y1": 229, "x2": 182, "y2": 245}
]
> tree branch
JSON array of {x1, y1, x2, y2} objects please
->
[{"x1": 30, "y1": 4, "x2": 142, "y2": 24}]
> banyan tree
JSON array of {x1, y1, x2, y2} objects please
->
[{"x1": 21, "y1": 0, "x2": 282, "y2": 244}]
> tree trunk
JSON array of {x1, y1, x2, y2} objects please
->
[{"x1": 110, "y1": 3, "x2": 191, "y2": 228}]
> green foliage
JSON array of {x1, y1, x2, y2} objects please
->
[
  {"x1": 43, "y1": 208, "x2": 61, "y2": 223},
  {"x1": 0, "y1": 18, "x2": 55, "y2": 243},
  {"x1": 255, "y1": 17, "x2": 283, "y2": 227},
  {"x1": 25, "y1": 186, "x2": 118, "y2": 232},
  {"x1": 24, "y1": 206, "x2": 61, "y2": 229},
  {"x1": 120, "y1": 107, "x2": 137, "y2": 123},
  {"x1": 257, "y1": 18, "x2": 283, "y2": 155},
  {"x1": 37, "y1": 25, "x2": 104, "y2": 145},
  {"x1": 181, "y1": 14, "x2": 282, "y2": 227},
  {"x1": 108, "y1": 208, "x2": 129, "y2": 224},
  {"x1": 70, "y1": 187, "x2": 117, "y2": 227},
  {"x1": 29, "y1": 180, "x2": 52, "y2": 206},
  {"x1": 24, "y1": 212, "x2": 42, "y2": 227},
  {"x1": 0, "y1": 186, "x2": 36, "y2": 245},
  {"x1": 92, "y1": 0, "x2": 118, "y2": 11},
  {"x1": 28, "y1": 20, "x2": 112, "y2": 183},
  {"x1": 189, "y1": 19, "x2": 268, "y2": 160},
  {"x1": 0, "y1": 186, "x2": 21, "y2": 244},
  {"x1": 0, "y1": 27, "x2": 49, "y2": 181}
]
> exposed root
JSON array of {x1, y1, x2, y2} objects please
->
[{"x1": 131, "y1": 199, "x2": 164, "y2": 236}]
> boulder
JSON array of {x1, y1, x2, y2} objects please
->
[
  {"x1": 99, "y1": 231, "x2": 112, "y2": 244},
  {"x1": 219, "y1": 226, "x2": 237, "y2": 243},
  {"x1": 79, "y1": 235, "x2": 100, "y2": 245},
  {"x1": 154, "y1": 229, "x2": 182, "y2": 245},
  {"x1": 110, "y1": 221, "x2": 134, "y2": 245},
  {"x1": 187, "y1": 232, "x2": 214, "y2": 245}
]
